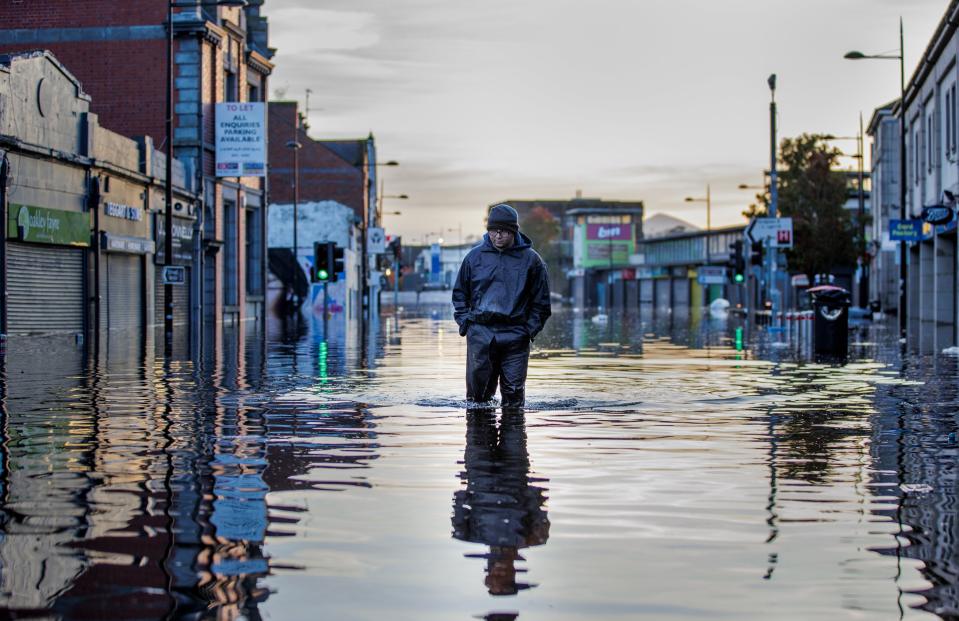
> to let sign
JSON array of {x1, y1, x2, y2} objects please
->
[{"x1": 215, "y1": 102, "x2": 266, "y2": 177}]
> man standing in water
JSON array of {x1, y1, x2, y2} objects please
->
[{"x1": 452, "y1": 204, "x2": 552, "y2": 409}]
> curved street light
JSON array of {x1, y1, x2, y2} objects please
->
[{"x1": 844, "y1": 18, "x2": 907, "y2": 337}]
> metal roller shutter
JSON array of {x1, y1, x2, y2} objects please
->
[
  {"x1": 7, "y1": 243, "x2": 84, "y2": 335},
  {"x1": 671, "y1": 278, "x2": 690, "y2": 308},
  {"x1": 105, "y1": 254, "x2": 144, "y2": 331},
  {"x1": 654, "y1": 279, "x2": 671, "y2": 309},
  {"x1": 155, "y1": 267, "x2": 190, "y2": 327}
]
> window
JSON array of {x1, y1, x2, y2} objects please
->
[
  {"x1": 224, "y1": 70, "x2": 238, "y2": 102},
  {"x1": 946, "y1": 84, "x2": 956, "y2": 153},
  {"x1": 245, "y1": 208, "x2": 262, "y2": 296},
  {"x1": 914, "y1": 128, "x2": 920, "y2": 184},
  {"x1": 946, "y1": 89, "x2": 952, "y2": 156},
  {"x1": 224, "y1": 199, "x2": 238, "y2": 306},
  {"x1": 927, "y1": 113, "x2": 934, "y2": 174}
]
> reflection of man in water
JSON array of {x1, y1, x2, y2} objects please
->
[{"x1": 451, "y1": 411, "x2": 550, "y2": 596}]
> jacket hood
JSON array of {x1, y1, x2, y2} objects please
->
[{"x1": 482, "y1": 231, "x2": 533, "y2": 251}]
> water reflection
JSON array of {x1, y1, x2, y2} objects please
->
[
  {"x1": 452, "y1": 411, "x2": 549, "y2": 597},
  {"x1": 0, "y1": 308, "x2": 959, "y2": 619}
]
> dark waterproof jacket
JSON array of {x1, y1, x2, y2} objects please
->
[{"x1": 452, "y1": 232, "x2": 551, "y2": 339}]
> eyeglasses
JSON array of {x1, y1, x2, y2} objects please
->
[{"x1": 488, "y1": 228, "x2": 512, "y2": 237}]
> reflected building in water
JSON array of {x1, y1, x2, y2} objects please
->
[
  {"x1": 452, "y1": 412, "x2": 550, "y2": 596},
  {"x1": 869, "y1": 356, "x2": 959, "y2": 619}
]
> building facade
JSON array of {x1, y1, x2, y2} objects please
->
[
  {"x1": 901, "y1": 0, "x2": 959, "y2": 353},
  {"x1": 0, "y1": 0, "x2": 274, "y2": 349},
  {"x1": 491, "y1": 197, "x2": 645, "y2": 307},
  {"x1": 0, "y1": 51, "x2": 194, "y2": 351}
]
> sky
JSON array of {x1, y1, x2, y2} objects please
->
[{"x1": 264, "y1": 0, "x2": 947, "y2": 244}]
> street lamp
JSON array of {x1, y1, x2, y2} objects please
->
[
  {"x1": 824, "y1": 125, "x2": 869, "y2": 307},
  {"x1": 845, "y1": 18, "x2": 907, "y2": 338},
  {"x1": 286, "y1": 139, "x2": 303, "y2": 305},
  {"x1": 684, "y1": 184, "x2": 711, "y2": 233},
  {"x1": 164, "y1": 0, "x2": 247, "y2": 354},
  {"x1": 685, "y1": 185, "x2": 712, "y2": 262}
]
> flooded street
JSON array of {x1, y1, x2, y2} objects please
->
[{"x1": 0, "y1": 308, "x2": 957, "y2": 620}]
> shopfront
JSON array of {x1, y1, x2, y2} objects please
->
[
  {"x1": 6, "y1": 203, "x2": 89, "y2": 336},
  {"x1": 99, "y1": 191, "x2": 154, "y2": 333},
  {"x1": 154, "y1": 211, "x2": 196, "y2": 330}
]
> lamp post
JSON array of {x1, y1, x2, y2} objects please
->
[
  {"x1": 361, "y1": 160, "x2": 398, "y2": 320},
  {"x1": 845, "y1": 17, "x2": 907, "y2": 339},
  {"x1": 285, "y1": 138, "x2": 302, "y2": 306},
  {"x1": 684, "y1": 184, "x2": 712, "y2": 261},
  {"x1": 165, "y1": 0, "x2": 246, "y2": 355},
  {"x1": 824, "y1": 124, "x2": 868, "y2": 307}
]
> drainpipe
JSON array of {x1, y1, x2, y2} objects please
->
[
  {"x1": 0, "y1": 151, "x2": 7, "y2": 345},
  {"x1": 90, "y1": 176, "x2": 102, "y2": 342}
]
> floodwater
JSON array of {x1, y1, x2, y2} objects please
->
[{"x1": 0, "y1": 307, "x2": 957, "y2": 620}]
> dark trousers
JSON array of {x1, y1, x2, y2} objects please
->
[{"x1": 466, "y1": 324, "x2": 530, "y2": 408}]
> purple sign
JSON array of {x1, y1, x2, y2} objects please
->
[{"x1": 586, "y1": 223, "x2": 631, "y2": 241}]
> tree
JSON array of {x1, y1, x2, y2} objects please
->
[
  {"x1": 520, "y1": 206, "x2": 562, "y2": 291},
  {"x1": 747, "y1": 134, "x2": 857, "y2": 283},
  {"x1": 520, "y1": 206, "x2": 561, "y2": 264}
]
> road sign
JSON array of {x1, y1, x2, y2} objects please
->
[
  {"x1": 161, "y1": 265, "x2": 186, "y2": 285},
  {"x1": 746, "y1": 217, "x2": 793, "y2": 248},
  {"x1": 367, "y1": 227, "x2": 386, "y2": 253},
  {"x1": 697, "y1": 266, "x2": 727, "y2": 285}
]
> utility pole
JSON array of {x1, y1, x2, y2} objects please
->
[{"x1": 768, "y1": 74, "x2": 779, "y2": 327}]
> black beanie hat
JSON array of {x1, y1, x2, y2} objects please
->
[{"x1": 487, "y1": 204, "x2": 519, "y2": 233}]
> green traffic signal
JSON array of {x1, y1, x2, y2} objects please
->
[
  {"x1": 734, "y1": 273, "x2": 744, "y2": 283},
  {"x1": 317, "y1": 269, "x2": 329, "y2": 281}
]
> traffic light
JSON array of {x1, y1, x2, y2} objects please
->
[
  {"x1": 313, "y1": 241, "x2": 332, "y2": 282},
  {"x1": 749, "y1": 240, "x2": 764, "y2": 266},
  {"x1": 728, "y1": 239, "x2": 745, "y2": 284},
  {"x1": 387, "y1": 235, "x2": 402, "y2": 261},
  {"x1": 332, "y1": 245, "x2": 345, "y2": 282}
]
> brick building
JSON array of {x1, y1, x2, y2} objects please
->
[
  {"x1": 267, "y1": 101, "x2": 383, "y2": 316},
  {"x1": 0, "y1": 1, "x2": 274, "y2": 348}
]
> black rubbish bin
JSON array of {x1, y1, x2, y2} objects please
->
[{"x1": 809, "y1": 285, "x2": 851, "y2": 357}]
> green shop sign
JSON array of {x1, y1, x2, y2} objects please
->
[{"x1": 8, "y1": 204, "x2": 90, "y2": 246}]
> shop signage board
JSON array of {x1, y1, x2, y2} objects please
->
[
  {"x1": 215, "y1": 102, "x2": 266, "y2": 177},
  {"x1": 579, "y1": 223, "x2": 636, "y2": 268},
  {"x1": 154, "y1": 214, "x2": 196, "y2": 264},
  {"x1": 697, "y1": 266, "x2": 727, "y2": 285},
  {"x1": 8, "y1": 204, "x2": 89, "y2": 246},
  {"x1": 889, "y1": 219, "x2": 925, "y2": 242},
  {"x1": 104, "y1": 202, "x2": 143, "y2": 221},
  {"x1": 102, "y1": 233, "x2": 155, "y2": 255}
]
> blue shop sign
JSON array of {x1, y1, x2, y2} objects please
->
[{"x1": 889, "y1": 219, "x2": 925, "y2": 242}]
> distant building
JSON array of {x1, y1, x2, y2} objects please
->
[
  {"x1": 489, "y1": 197, "x2": 644, "y2": 307},
  {"x1": 267, "y1": 101, "x2": 382, "y2": 317},
  {"x1": 867, "y1": 101, "x2": 901, "y2": 313},
  {"x1": 643, "y1": 213, "x2": 700, "y2": 238}
]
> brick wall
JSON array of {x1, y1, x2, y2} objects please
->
[
  {"x1": 0, "y1": 1, "x2": 167, "y2": 27},
  {"x1": 268, "y1": 102, "x2": 365, "y2": 218}
]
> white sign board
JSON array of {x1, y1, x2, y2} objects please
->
[
  {"x1": 367, "y1": 227, "x2": 386, "y2": 254},
  {"x1": 215, "y1": 102, "x2": 266, "y2": 177},
  {"x1": 161, "y1": 265, "x2": 187, "y2": 285},
  {"x1": 746, "y1": 217, "x2": 793, "y2": 248}
]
